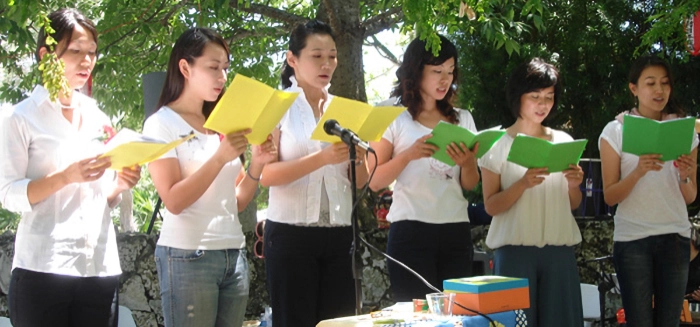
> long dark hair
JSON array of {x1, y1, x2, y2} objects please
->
[
  {"x1": 628, "y1": 55, "x2": 684, "y2": 117},
  {"x1": 36, "y1": 8, "x2": 98, "y2": 62},
  {"x1": 280, "y1": 20, "x2": 335, "y2": 89},
  {"x1": 390, "y1": 34, "x2": 459, "y2": 123},
  {"x1": 506, "y1": 57, "x2": 561, "y2": 124},
  {"x1": 157, "y1": 28, "x2": 230, "y2": 119}
]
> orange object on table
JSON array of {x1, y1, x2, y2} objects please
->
[
  {"x1": 443, "y1": 276, "x2": 530, "y2": 316},
  {"x1": 412, "y1": 298, "x2": 429, "y2": 313},
  {"x1": 448, "y1": 287, "x2": 530, "y2": 316}
]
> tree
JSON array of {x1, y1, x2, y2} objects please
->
[
  {"x1": 455, "y1": 0, "x2": 700, "y2": 159},
  {"x1": 0, "y1": 0, "x2": 549, "y2": 235},
  {"x1": 2, "y1": 0, "x2": 700, "y2": 228},
  {"x1": 4, "y1": 0, "x2": 700, "y2": 317},
  {"x1": 0, "y1": 0, "x2": 551, "y2": 122}
]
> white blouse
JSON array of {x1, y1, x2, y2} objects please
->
[
  {"x1": 267, "y1": 77, "x2": 353, "y2": 226},
  {"x1": 383, "y1": 109, "x2": 475, "y2": 224},
  {"x1": 0, "y1": 85, "x2": 121, "y2": 277},
  {"x1": 599, "y1": 119, "x2": 698, "y2": 241},
  {"x1": 143, "y1": 107, "x2": 245, "y2": 250},
  {"x1": 478, "y1": 130, "x2": 582, "y2": 249}
]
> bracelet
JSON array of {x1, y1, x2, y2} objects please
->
[{"x1": 246, "y1": 169, "x2": 261, "y2": 182}]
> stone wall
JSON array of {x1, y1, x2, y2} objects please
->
[{"x1": 0, "y1": 218, "x2": 621, "y2": 326}]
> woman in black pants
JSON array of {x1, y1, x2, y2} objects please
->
[
  {"x1": 0, "y1": 8, "x2": 140, "y2": 327},
  {"x1": 259, "y1": 20, "x2": 369, "y2": 327},
  {"x1": 368, "y1": 35, "x2": 479, "y2": 301}
]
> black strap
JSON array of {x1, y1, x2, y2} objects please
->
[{"x1": 147, "y1": 197, "x2": 162, "y2": 234}]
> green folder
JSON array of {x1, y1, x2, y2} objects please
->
[
  {"x1": 621, "y1": 115, "x2": 695, "y2": 161},
  {"x1": 426, "y1": 121, "x2": 505, "y2": 166},
  {"x1": 507, "y1": 135, "x2": 588, "y2": 172}
]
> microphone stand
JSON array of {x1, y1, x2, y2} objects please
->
[
  {"x1": 596, "y1": 260, "x2": 615, "y2": 327},
  {"x1": 584, "y1": 256, "x2": 614, "y2": 327},
  {"x1": 348, "y1": 144, "x2": 363, "y2": 315}
]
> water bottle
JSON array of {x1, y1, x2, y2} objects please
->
[
  {"x1": 259, "y1": 312, "x2": 266, "y2": 327},
  {"x1": 262, "y1": 306, "x2": 272, "y2": 327}
]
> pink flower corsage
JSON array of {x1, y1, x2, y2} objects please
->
[{"x1": 96, "y1": 125, "x2": 117, "y2": 144}]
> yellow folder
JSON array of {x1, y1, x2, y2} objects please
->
[
  {"x1": 310, "y1": 97, "x2": 406, "y2": 143},
  {"x1": 203, "y1": 74, "x2": 299, "y2": 144},
  {"x1": 102, "y1": 129, "x2": 194, "y2": 170}
]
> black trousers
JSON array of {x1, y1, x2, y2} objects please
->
[
  {"x1": 9, "y1": 268, "x2": 120, "y2": 327},
  {"x1": 387, "y1": 220, "x2": 473, "y2": 302},
  {"x1": 264, "y1": 220, "x2": 355, "y2": 327}
]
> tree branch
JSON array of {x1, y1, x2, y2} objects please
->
[
  {"x1": 224, "y1": 25, "x2": 287, "y2": 44},
  {"x1": 160, "y1": 0, "x2": 189, "y2": 27},
  {"x1": 362, "y1": 7, "x2": 403, "y2": 37},
  {"x1": 229, "y1": 1, "x2": 307, "y2": 26},
  {"x1": 101, "y1": 0, "x2": 169, "y2": 54},
  {"x1": 134, "y1": 44, "x2": 163, "y2": 74},
  {"x1": 365, "y1": 34, "x2": 400, "y2": 65},
  {"x1": 99, "y1": 0, "x2": 159, "y2": 35}
]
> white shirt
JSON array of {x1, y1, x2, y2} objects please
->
[
  {"x1": 383, "y1": 109, "x2": 475, "y2": 224},
  {"x1": 599, "y1": 119, "x2": 698, "y2": 241},
  {"x1": 478, "y1": 130, "x2": 582, "y2": 248},
  {"x1": 143, "y1": 107, "x2": 245, "y2": 249},
  {"x1": 267, "y1": 77, "x2": 353, "y2": 226},
  {"x1": 0, "y1": 85, "x2": 121, "y2": 277}
]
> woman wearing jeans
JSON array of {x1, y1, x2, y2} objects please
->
[
  {"x1": 144, "y1": 28, "x2": 276, "y2": 327},
  {"x1": 600, "y1": 55, "x2": 698, "y2": 326}
]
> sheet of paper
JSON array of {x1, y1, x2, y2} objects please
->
[
  {"x1": 102, "y1": 130, "x2": 194, "y2": 170},
  {"x1": 203, "y1": 74, "x2": 298, "y2": 144},
  {"x1": 310, "y1": 96, "x2": 406, "y2": 143}
]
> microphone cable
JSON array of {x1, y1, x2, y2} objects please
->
[{"x1": 349, "y1": 149, "x2": 496, "y2": 325}]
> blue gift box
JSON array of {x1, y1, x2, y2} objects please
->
[
  {"x1": 458, "y1": 309, "x2": 527, "y2": 327},
  {"x1": 443, "y1": 276, "x2": 528, "y2": 293},
  {"x1": 375, "y1": 310, "x2": 527, "y2": 327}
]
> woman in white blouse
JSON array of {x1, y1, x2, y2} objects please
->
[
  {"x1": 259, "y1": 20, "x2": 368, "y2": 327},
  {"x1": 0, "y1": 8, "x2": 140, "y2": 327},
  {"x1": 599, "y1": 55, "x2": 697, "y2": 326},
  {"x1": 368, "y1": 34, "x2": 479, "y2": 301},
  {"x1": 478, "y1": 58, "x2": 583, "y2": 327},
  {"x1": 143, "y1": 28, "x2": 276, "y2": 327}
]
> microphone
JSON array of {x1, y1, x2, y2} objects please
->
[{"x1": 323, "y1": 119, "x2": 374, "y2": 153}]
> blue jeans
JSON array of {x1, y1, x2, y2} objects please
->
[
  {"x1": 613, "y1": 233, "x2": 689, "y2": 327},
  {"x1": 155, "y1": 245, "x2": 249, "y2": 327}
]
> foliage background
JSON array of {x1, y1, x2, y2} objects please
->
[
  {"x1": 2, "y1": 0, "x2": 700, "y2": 323},
  {"x1": 2, "y1": 0, "x2": 700, "y2": 242}
]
